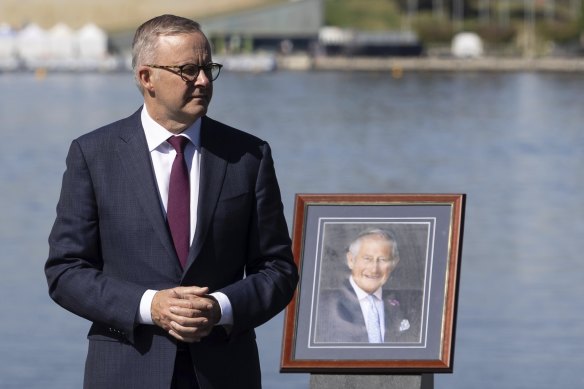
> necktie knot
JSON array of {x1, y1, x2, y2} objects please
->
[{"x1": 167, "y1": 136, "x2": 189, "y2": 154}]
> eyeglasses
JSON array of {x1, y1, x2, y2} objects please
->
[
  {"x1": 357, "y1": 256, "x2": 399, "y2": 266},
  {"x1": 146, "y1": 63, "x2": 223, "y2": 82}
]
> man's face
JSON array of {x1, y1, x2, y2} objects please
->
[
  {"x1": 346, "y1": 236, "x2": 398, "y2": 294},
  {"x1": 143, "y1": 32, "x2": 213, "y2": 131}
]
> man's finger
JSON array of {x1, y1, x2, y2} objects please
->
[
  {"x1": 168, "y1": 329, "x2": 200, "y2": 343},
  {"x1": 171, "y1": 313, "x2": 209, "y2": 327},
  {"x1": 174, "y1": 286, "x2": 209, "y2": 297},
  {"x1": 169, "y1": 306, "x2": 210, "y2": 318},
  {"x1": 170, "y1": 320, "x2": 212, "y2": 338}
]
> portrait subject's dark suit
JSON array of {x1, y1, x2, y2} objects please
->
[
  {"x1": 45, "y1": 108, "x2": 298, "y2": 389},
  {"x1": 315, "y1": 279, "x2": 419, "y2": 344}
]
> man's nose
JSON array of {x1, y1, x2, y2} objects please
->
[{"x1": 194, "y1": 69, "x2": 211, "y2": 87}]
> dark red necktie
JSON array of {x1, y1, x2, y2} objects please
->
[{"x1": 167, "y1": 136, "x2": 190, "y2": 268}]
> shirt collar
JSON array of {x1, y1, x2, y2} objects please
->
[
  {"x1": 349, "y1": 276, "x2": 383, "y2": 301},
  {"x1": 141, "y1": 105, "x2": 201, "y2": 152}
]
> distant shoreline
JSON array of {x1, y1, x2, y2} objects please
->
[
  {"x1": 278, "y1": 55, "x2": 584, "y2": 73},
  {"x1": 2, "y1": 55, "x2": 584, "y2": 74}
]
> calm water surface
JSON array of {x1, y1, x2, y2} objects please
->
[{"x1": 1, "y1": 70, "x2": 583, "y2": 388}]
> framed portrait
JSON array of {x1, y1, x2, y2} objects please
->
[{"x1": 280, "y1": 194, "x2": 465, "y2": 373}]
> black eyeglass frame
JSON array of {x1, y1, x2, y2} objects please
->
[{"x1": 146, "y1": 63, "x2": 223, "y2": 82}]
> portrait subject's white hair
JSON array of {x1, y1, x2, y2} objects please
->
[{"x1": 347, "y1": 229, "x2": 400, "y2": 262}]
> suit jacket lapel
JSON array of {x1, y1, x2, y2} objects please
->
[
  {"x1": 116, "y1": 109, "x2": 180, "y2": 271},
  {"x1": 185, "y1": 116, "x2": 227, "y2": 271},
  {"x1": 383, "y1": 293, "x2": 404, "y2": 341},
  {"x1": 339, "y1": 279, "x2": 369, "y2": 342}
]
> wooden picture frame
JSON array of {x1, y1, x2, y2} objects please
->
[{"x1": 280, "y1": 194, "x2": 465, "y2": 373}]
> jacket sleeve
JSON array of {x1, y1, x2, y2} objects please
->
[
  {"x1": 45, "y1": 140, "x2": 145, "y2": 343},
  {"x1": 218, "y1": 142, "x2": 298, "y2": 336}
]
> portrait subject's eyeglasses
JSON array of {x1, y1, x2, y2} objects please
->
[
  {"x1": 357, "y1": 256, "x2": 399, "y2": 266},
  {"x1": 146, "y1": 63, "x2": 223, "y2": 82}
]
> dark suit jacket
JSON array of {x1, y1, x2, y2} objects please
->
[
  {"x1": 45, "y1": 109, "x2": 298, "y2": 389},
  {"x1": 314, "y1": 279, "x2": 420, "y2": 344}
]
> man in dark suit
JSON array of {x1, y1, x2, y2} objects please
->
[
  {"x1": 45, "y1": 15, "x2": 298, "y2": 389},
  {"x1": 314, "y1": 229, "x2": 419, "y2": 344}
]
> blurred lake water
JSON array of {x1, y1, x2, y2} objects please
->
[{"x1": 1, "y1": 69, "x2": 583, "y2": 388}]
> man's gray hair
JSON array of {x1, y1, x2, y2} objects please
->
[
  {"x1": 347, "y1": 229, "x2": 400, "y2": 262},
  {"x1": 131, "y1": 14, "x2": 204, "y2": 91}
]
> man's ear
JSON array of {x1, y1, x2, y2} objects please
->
[
  {"x1": 137, "y1": 66, "x2": 155, "y2": 93},
  {"x1": 346, "y1": 251, "x2": 354, "y2": 270}
]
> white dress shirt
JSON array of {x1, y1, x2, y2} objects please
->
[
  {"x1": 349, "y1": 276, "x2": 385, "y2": 342},
  {"x1": 136, "y1": 106, "x2": 233, "y2": 326}
]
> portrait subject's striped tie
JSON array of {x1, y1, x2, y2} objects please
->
[{"x1": 365, "y1": 295, "x2": 382, "y2": 343}]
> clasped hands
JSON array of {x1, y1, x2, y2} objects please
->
[{"x1": 151, "y1": 286, "x2": 221, "y2": 343}]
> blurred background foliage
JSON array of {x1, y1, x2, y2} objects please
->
[{"x1": 324, "y1": 0, "x2": 584, "y2": 54}]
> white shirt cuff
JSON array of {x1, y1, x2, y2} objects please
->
[
  {"x1": 136, "y1": 289, "x2": 157, "y2": 325},
  {"x1": 209, "y1": 291, "x2": 233, "y2": 326}
]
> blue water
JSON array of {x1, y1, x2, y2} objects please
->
[{"x1": 1, "y1": 70, "x2": 583, "y2": 388}]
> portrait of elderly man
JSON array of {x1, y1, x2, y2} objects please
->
[{"x1": 315, "y1": 229, "x2": 420, "y2": 344}]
